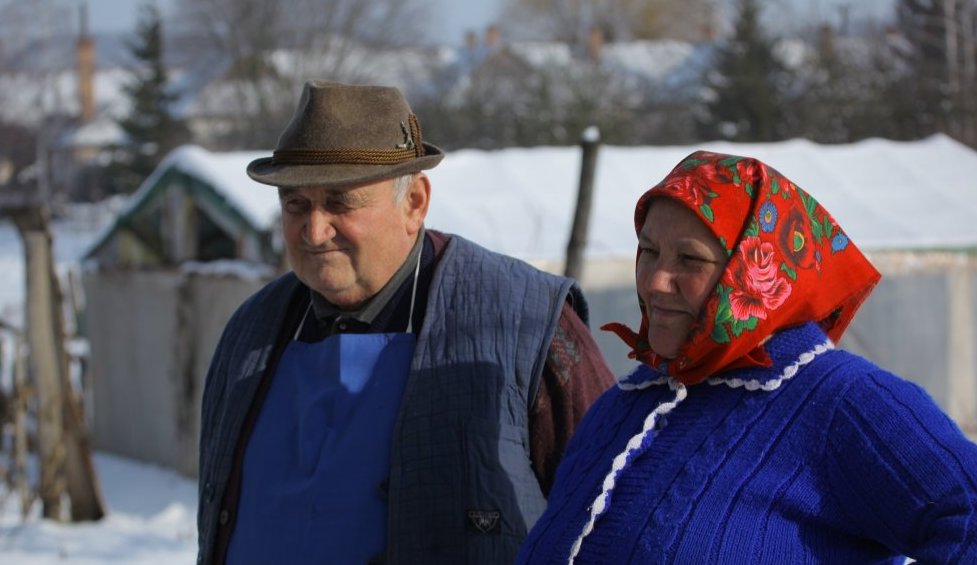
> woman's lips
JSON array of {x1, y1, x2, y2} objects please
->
[{"x1": 649, "y1": 305, "x2": 689, "y2": 318}]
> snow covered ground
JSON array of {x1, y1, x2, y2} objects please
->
[
  {"x1": 0, "y1": 204, "x2": 200, "y2": 564},
  {"x1": 0, "y1": 453, "x2": 198, "y2": 564}
]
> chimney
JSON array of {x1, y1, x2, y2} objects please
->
[
  {"x1": 701, "y1": 17, "x2": 717, "y2": 42},
  {"x1": 77, "y1": 3, "x2": 96, "y2": 123},
  {"x1": 588, "y1": 26, "x2": 603, "y2": 62},
  {"x1": 485, "y1": 24, "x2": 501, "y2": 48},
  {"x1": 819, "y1": 24, "x2": 835, "y2": 59},
  {"x1": 465, "y1": 29, "x2": 478, "y2": 50}
]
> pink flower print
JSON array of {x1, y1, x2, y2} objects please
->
[
  {"x1": 726, "y1": 236, "x2": 792, "y2": 321},
  {"x1": 660, "y1": 175, "x2": 707, "y2": 209}
]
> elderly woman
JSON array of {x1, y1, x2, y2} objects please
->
[{"x1": 516, "y1": 151, "x2": 977, "y2": 564}]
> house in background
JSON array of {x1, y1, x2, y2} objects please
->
[
  {"x1": 82, "y1": 145, "x2": 279, "y2": 268},
  {"x1": 80, "y1": 145, "x2": 280, "y2": 477}
]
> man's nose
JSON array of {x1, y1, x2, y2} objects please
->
[{"x1": 304, "y1": 208, "x2": 336, "y2": 244}]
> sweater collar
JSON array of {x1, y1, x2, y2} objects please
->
[{"x1": 617, "y1": 322, "x2": 834, "y2": 391}]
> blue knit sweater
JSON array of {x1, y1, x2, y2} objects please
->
[{"x1": 516, "y1": 323, "x2": 977, "y2": 564}]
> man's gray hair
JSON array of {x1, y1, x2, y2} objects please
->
[{"x1": 392, "y1": 174, "x2": 415, "y2": 203}]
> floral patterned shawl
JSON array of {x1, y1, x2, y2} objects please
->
[{"x1": 602, "y1": 151, "x2": 881, "y2": 386}]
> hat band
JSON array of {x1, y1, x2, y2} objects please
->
[
  {"x1": 272, "y1": 114, "x2": 428, "y2": 166},
  {"x1": 272, "y1": 147, "x2": 420, "y2": 166}
]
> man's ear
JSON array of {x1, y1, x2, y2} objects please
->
[{"x1": 404, "y1": 173, "x2": 431, "y2": 234}]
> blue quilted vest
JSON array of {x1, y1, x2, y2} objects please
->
[{"x1": 197, "y1": 235, "x2": 579, "y2": 565}]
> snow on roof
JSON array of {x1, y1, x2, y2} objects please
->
[
  {"x1": 506, "y1": 42, "x2": 576, "y2": 67},
  {"x1": 156, "y1": 145, "x2": 279, "y2": 228},
  {"x1": 66, "y1": 114, "x2": 124, "y2": 147},
  {"x1": 154, "y1": 134, "x2": 977, "y2": 262},
  {"x1": 601, "y1": 40, "x2": 702, "y2": 82}
]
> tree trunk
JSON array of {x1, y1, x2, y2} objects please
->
[
  {"x1": 19, "y1": 221, "x2": 66, "y2": 519},
  {"x1": 12, "y1": 328, "x2": 33, "y2": 517},
  {"x1": 12, "y1": 205, "x2": 105, "y2": 521}
]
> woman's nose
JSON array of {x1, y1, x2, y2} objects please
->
[{"x1": 642, "y1": 262, "x2": 677, "y2": 295}]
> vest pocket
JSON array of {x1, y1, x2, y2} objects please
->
[{"x1": 461, "y1": 416, "x2": 547, "y2": 562}]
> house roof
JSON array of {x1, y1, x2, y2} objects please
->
[
  {"x1": 94, "y1": 134, "x2": 977, "y2": 265},
  {"x1": 81, "y1": 145, "x2": 277, "y2": 263},
  {"x1": 151, "y1": 145, "x2": 278, "y2": 228}
]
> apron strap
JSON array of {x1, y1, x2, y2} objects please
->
[{"x1": 405, "y1": 246, "x2": 423, "y2": 334}]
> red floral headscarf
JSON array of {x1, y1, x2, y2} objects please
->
[{"x1": 602, "y1": 150, "x2": 881, "y2": 386}]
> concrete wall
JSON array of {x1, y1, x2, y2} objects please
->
[{"x1": 83, "y1": 269, "x2": 272, "y2": 476}]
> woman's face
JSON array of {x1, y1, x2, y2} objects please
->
[{"x1": 636, "y1": 197, "x2": 728, "y2": 359}]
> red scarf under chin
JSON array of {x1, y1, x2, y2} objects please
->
[{"x1": 603, "y1": 151, "x2": 881, "y2": 386}]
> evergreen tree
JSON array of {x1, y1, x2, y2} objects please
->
[
  {"x1": 892, "y1": 0, "x2": 977, "y2": 147},
  {"x1": 792, "y1": 26, "x2": 893, "y2": 143},
  {"x1": 115, "y1": 2, "x2": 188, "y2": 192},
  {"x1": 696, "y1": 0, "x2": 796, "y2": 141}
]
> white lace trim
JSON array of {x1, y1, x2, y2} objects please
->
[
  {"x1": 568, "y1": 378, "x2": 687, "y2": 565},
  {"x1": 706, "y1": 339, "x2": 834, "y2": 391}
]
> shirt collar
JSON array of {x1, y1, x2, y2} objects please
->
[{"x1": 310, "y1": 226, "x2": 426, "y2": 326}]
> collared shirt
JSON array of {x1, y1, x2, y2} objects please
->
[{"x1": 307, "y1": 227, "x2": 426, "y2": 338}]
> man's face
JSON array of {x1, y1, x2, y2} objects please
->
[{"x1": 278, "y1": 174, "x2": 429, "y2": 310}]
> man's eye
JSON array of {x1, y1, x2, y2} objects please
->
[
  {"x1": 325, "y1": 201, "x2": 352, "y2": 213},
  {"x1": 282, "y1": 200, "x2": 308, "y2": 213}
]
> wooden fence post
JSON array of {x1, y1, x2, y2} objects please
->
[
  {"x1": 12, "y1": 205, "x2": 105, "y2": 521},
  {"x1": 565, "y1": 126, "x2": 601, "y2": 281}
]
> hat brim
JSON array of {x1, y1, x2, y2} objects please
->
[{"x1": 246, "y1": 142, "x2": 445, "y2": 188}]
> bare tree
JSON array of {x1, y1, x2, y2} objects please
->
[
  {"x1": 169, "y1": 0, "x2": 430, "y2": 149},
  {"x1": 6, "y1": 204, "x2": 106, "y2": 522},
  {"x1": 0, "y1": 0, "x2": 72, "y2": 71}
]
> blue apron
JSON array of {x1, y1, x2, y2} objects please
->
[{"x1": 227, "y1": 254, "x2": 421, "y2": 564}]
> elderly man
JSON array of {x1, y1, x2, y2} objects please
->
[{"x1": 195, "y1": 80, "x2": 614, "y2": 565}]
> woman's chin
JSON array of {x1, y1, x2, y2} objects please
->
[{"x1": 648, "y1": 343, "x2": 679, "y2": 360}]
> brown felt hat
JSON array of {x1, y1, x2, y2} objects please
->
[{"x1": 247, "y1": 80, "x2": 444, "y2": 188}]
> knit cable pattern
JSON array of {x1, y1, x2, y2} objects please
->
[
  {"x1": 567, "y1": 377, "x2": 688, "y2": 565},
  {"x1": 567, "y1": 339, "x2": 834, "y2": 564}
]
